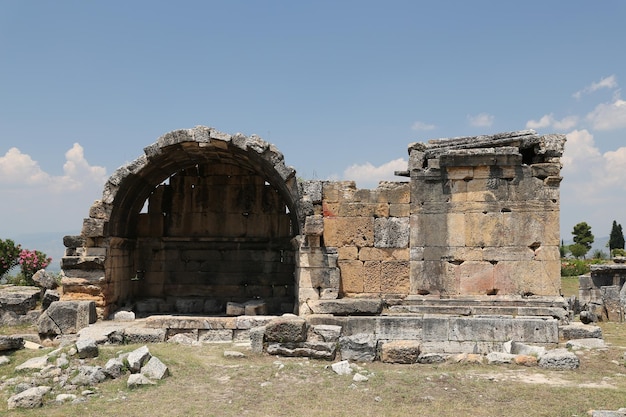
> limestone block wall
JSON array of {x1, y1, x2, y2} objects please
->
[
  {"x1": 408, "y1": 131, "x2": 565, "y2": 298},
  {"x1": 296, "y1": 180, "x2": 411, "y2": 313}
]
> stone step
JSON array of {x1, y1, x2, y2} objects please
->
[{"x1": 386, "y1": 304, "x2": 567, "y2": 320}]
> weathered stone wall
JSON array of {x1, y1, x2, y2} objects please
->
[
  {"x1": 61, "y1": 127, "x2": 566, "y2": 322},
  {"x1": 408, "y1": 131, "x2": 564, "y2": 298}
]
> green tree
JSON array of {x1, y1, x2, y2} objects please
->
[
  {"x1": 609, "y1": 220, "x2": 625, "y2": 252},
  {"x1": 0, "y1": 239, "x2": 22, "y2": 277},
  {"x1": 572, "y1": 222, "x2": 594, "y2": 258},
  {"x1": 569, "y1": 243, "x2": 588, "y2": 259}
]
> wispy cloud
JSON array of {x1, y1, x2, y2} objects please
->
[
  {"x1": 411, "y1": 121, "x2": 436, "y2": 131},
  {"x1": 341, "y1": 158, "x2": 408, "y2": 188},
  {"x1": 585, "y1": 92, "x2": 626, "y2": 131},
  {"x1": 467, "y1": 113, "x2": 494, "y2": 127},
  {"x1": 525, "y1": 113, "x2": 578, "y2": 130},
  {"x1": 573, "y1": 75, "x2": 618, "y2": 99}
]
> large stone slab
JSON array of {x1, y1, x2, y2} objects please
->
[
  {"x1": 37, "y1": 301, "x2": 96, "y2": 338},
  {"x1": 0, "y1": 286, "x2": 40, "y2": 314},
  {"x1": 307, "y1": 299, "x2": 383, "y2": 315},
  {"x1": 339, "y1": 333, "x2": 377, "y2": 362},
  {"x1": 0, "y1": 335, "x2": 24, "y2": 352}
]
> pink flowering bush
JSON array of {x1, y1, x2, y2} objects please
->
[
  {"x1": 18, "y1": 249, "x2": 52, "y2": 285},
  {"x1": 0, "y1": 239, "x2": 22, "y2": 277}
]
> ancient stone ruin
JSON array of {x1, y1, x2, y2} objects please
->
[
  {"x1": 58, "y1": 126, "x2": 569, "y2": 355},
  {"x1": 578, "y1": 259, "x2": 626, "y2": 322}
]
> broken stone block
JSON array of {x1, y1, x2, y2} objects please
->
[
  {"x1": 309, "y1": 324, "x2": 342, "y2": 342},
  {"x1": 380, "y1": 340, "x2": 421, "y2": 364},
  {"x1": 560, "y1": 323, "x2": 602, "y2": 340},
  {"x1": 307, "y1": 298, "x2": 383, "y2": 315},
  {"x1": 0, "y1": 335, "x2": 24, "y2": 352},
  {"x1": 538, "y1": 348, "x2": 580, "y2": 370},
  {"x1": 330, "y1": 360, "x2": 352, "y2": 375},
  {"x1": 264, "y1": 315, "x2": 307, "y2": 343},
  {"x1": 226, "y1": 302, "x2": 245, "y2": 316},
  {"x1": 266, "y1": 341, "x2": 336, "y2": 360},
  {"x1": 244, "y1": 299, "x2": 267, "y2": 315},
  {"x1": 0, "y1": 286, "x2": 40, "y2": 315},
  {"x1": 104, "y1": 358, "x2": 125, "y2": 379},
  {"x1": 71, "y1": 365, "x2": 107, "y2": 386},
  {"x1": 32, "y1": 269, "x2": 58, "y2": 290},
  {"x1": 7, "y1": 386, "x2": 50, "y2": 409},
  {"x1": 76, "y1": 338, "x2": 99, "y2": 359},
  {"x1": 140, "y1": 356, "x2": 169, "y2": 380},
  {"x1": 127, "y1": 345, "x2": 151, "y2": 372},
  {"x1": 41, "y1": 289, "x2": 59, "y2": 310},
  {"x1": 127, "y1": 373, "x2": 156, "y2": 388},
  {"x1": 37, "y1": 301, "x2": 96, "y2": 338},
  {"x1": 339, "y1": 333, "x2": 376, "y2": 362}
]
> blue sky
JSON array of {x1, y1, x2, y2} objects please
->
[{"x1": 1, "y1": 1, "x2": 626, "y2": 255}]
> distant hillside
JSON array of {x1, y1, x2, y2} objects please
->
[{"x1": 563, "y1": 235, "x2": 611, "y2": 257}]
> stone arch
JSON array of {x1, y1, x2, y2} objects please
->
[{"x1": 62, "y1": 126, "x2": 303, "y2": 317}]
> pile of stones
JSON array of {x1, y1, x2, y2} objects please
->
[{"x1": 0, "y1": 337, "x2": 168, "y2": 410}]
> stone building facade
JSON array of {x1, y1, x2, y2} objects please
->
[{"x1": 60, "y1": 127, "x2": 567, "y2": 352}]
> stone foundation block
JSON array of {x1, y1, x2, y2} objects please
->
[
  {"x1": 307, "y1": 298, "x2": 383, "y2": 315},
  {"x1": 264, "y1": 315, "x2": 307, "y2": 343},
  {"x1": 339, "y1": 333, "x2": 376, "y2": 362},
  {"x1": 380, "y1": 340, "x2": 421, "y2": 364},
  {"x1": 37, "y1": 301, "x2": 96, "y2": 338}
]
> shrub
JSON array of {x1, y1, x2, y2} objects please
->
[
  {"x1": 561, "y1": 259, "x2": 590, "y2": 277},
  {"x1": 0, "y1": 239, "x2": 22, "y2": 277},
  {"x1": 18, "y1": 249, "x2": 52, "y2": 285},
  {"x1": 591, "y1": 249, "x2": 607, "y2": 260}
]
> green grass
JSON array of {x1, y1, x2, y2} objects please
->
[
  {"x1": 561, "y1": 276, "x2": 579, "y2": 298},
  {"x1": 2, "y1": 328, "x2": 626, "y2": 417}
]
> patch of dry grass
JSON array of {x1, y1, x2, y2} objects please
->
[
  {"x1": 561, "y1": 276, "x2": 579, "y2": 298},
  {"x1": 1, "y1": 324, "x2": 626, "y2": 417}
]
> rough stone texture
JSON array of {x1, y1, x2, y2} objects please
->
[
  {"x1": 75, "y1": 338, "x2": 99, "y2": 359},
  {"x1": 15, "y1": 355, "x2": 49, "y2": 371},
  {"x1": 71, "y1": 365, "x2": 107, "y2": 386},
  {"x1": 0, "y1": 286, "x2": 40, "y2": 314},
  {"x1": 538, "y1": 348, "x2": 580, "y2": 370},
  {"x1": 339, "y1": 333, "x2": 377, "y2": 362},
  {"x1": 141, "y1": 356, "x2": 169, "y2": 380},
  {"x1": 7, "y1": 386, "x2": 50, "y2": 409},
  {"x1": 127, "y1": 345, "x2": 151, "y2": 372},
  {"x1": 266, "y1": 341, "x2": 336, "y2": 360},
  {"x1": 380, "y1": 340, "x2": 421, "y2": 364},
  {"x1": 42, "y1": 289, "x2": 60, "y2": 310},
  {"x1": 330, "y1": 360, "x2": 352, "y2": 375},
  {"x1": 309, "y1": 324, "x2": 342, "y2": 342},
  {"x1": 124, "y1": 326, "x2": 166, "y2": 344},
  {"x1": 104, "y1": 357, "x2": 125, "y2": 379},
  {"x1": 32, "y1": 269, "x2": 58, "y2": 290},
  {"x1": 0, "y1": 335, "x2": 24, "y2": 352},
  {"x1": 565, "y1": 338, "x2": 606, "y2": 350},
  {"x1": 560, "y1": 323, "x2": 603, "y2": 340},
  {"x1": 127, "y1": 373, "x2": 156, "y2": 388},
  {"x1": 486, "y1": 352, "x2": 516, "y2": 364},
  {"x1": 417, "y1": 352, "x2": 447, "y2": 364},
  {"x1": 37, "y1": 301, "x2": 97, "y2": 337},
  {"x1": 264, "y1": 315, "x2": 308, "y2": 343},
  {"x1": 307, "y1": 299, "x2": 383, "y2": 315}
]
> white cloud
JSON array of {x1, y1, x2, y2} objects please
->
[
  {"x1": 467, "y1": 113, "x2": 494, "y2": 127},
  {"x1": 0, "y1": 147, "x2": 51, "y2": 186},
  {"x1": 0, "y1": 144, "x2": 107, "y2": 236},
  {"x1": 342, "y1": 158, "x2": 408, "y2": 188},
  {"x1": 585, "y1": 94, "x2": 626, "y2": 131},
  {"x1": 526, "y1": 113, "x2": 578, "y2": 130},
  {"x1": 0, "y1": 143, "x2": 106, "y2": 192},
  {"x1": 411, "y1": 121, "x2": 436, "y2": 131},
  {"x1": 573, "y1": 75, "x2": 618, "y2": 99}
]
